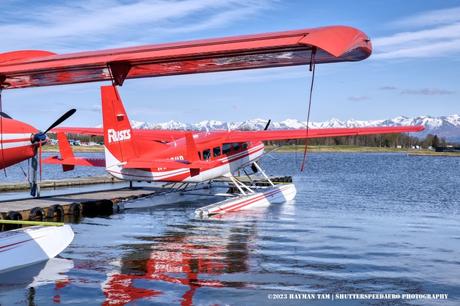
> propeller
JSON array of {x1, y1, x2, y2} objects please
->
[
  {"x1": 30, "y1": 109, "x2": 76, "y2": 197},
  {"x1": 31, "y1": 109, "x2": 76, "y2": 144}
]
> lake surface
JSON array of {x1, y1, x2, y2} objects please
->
[
  {"x1": 0, "y1": 153, "x2": 459, "y2": 305},
  {"x1": 0, "y1": 152, "x2": 107, "y2": 184}
]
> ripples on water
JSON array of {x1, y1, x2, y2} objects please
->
[{"x1": 0, "y1": 153, "x2": 459, "y2": 305}]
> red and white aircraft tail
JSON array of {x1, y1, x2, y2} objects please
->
[{"x1": 101, "y1": 85, "x2": 138, "y2": 169}]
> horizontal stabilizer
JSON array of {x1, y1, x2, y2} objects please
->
[{"x1": 44, "y1": 156, "x2": 106, "y2": 171}]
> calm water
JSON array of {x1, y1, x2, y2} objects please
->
[
  {"x1": 0, "y1": 153, "x2": 459, "y2": 305},
  {"x1": 0, "y1": 153, "x2": 107, "y2": 184}
]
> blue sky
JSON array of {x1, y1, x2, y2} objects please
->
[{"x1": 1, "y1": 0, "x2": 459, "y2": 128}]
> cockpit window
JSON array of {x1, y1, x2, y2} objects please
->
[
  {"x1": 222, "y1": 143, "x2": 232, "y2": 154},
  {"x1": 202, "y1": 149, "x2": 211, "y2": 160},
  {"x1": 213, "y1": 146, "x2": 221, "y2": 157}
]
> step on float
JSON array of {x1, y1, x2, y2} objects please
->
[{"x1": 0, "y1": 221, "x2": 74, "y2": 273}]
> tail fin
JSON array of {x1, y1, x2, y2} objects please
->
[
  {"x1": 57, "y1": 132, "x2": 75, "y2": 171},
  {"x1": 101, "y1": 85, "x2": 138, "y2": 167},
  {"x1": 44, "y1": 132, "x2": 106, "y2": 170}
]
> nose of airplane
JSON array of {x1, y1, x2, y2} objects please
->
[
  {"x1": 1, "y1": 117, "x2": 38, "y2": 136},
  {"x1": 0, "y1": 117, "x2": 39, "y2": 169}
]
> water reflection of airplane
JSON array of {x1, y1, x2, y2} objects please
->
[
  {"x1": 0, "y1": 257, "x2": 73, "y2": 305},
  {"x1": 102, "y1": 217, "x2": 258, "y2": 306}
]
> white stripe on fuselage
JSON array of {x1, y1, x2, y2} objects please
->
[
  {"x1": 0, "y1": 133, "x2": 32, "y2": 140},
  {"x1": 0, "y1": 133, "x2": 32, "y2": 149},
  {"x1": 105, "y1": 144, "x2": 264, "y2": 182},
  {"x1": 0, "y1": 141, "x2": 32, "y2": 149}
]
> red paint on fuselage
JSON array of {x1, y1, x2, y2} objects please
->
[
  {"x1": 107, "y1": 135, "x2": 264, "y2": 183},
  {"x1": 0, "y1": 117, "x2": 37, "y2": 169}
]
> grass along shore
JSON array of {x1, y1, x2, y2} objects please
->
[
  {"x1": 43, "y1": 145, "x2": 104, "y2": 153},
  {"x1": 265, "y1": 145, "x2": 460, "y2": 156}
]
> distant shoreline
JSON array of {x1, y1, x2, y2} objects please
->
[
  {"x1": 42, "y1": 144, "x2": 460, "y2": 157},
  {"x1": 265, "y1": 145, "x2": 460, "y2": 156}
]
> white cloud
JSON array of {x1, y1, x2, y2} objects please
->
[
  {"x1": 401, "y1": 88, "x2": 455, "y2": 96},
  {"x1": 392, "y1": 6, "x2": 460, "y2": 27},
  {"x1": 1, "y1": 0, "x2": 273, "y2": 52},
  {"x1": 373, "y1": 6, "x2": 460, "y2": 59},
  {"x1": 348, "y1": 96, "x2": 370, "y2": 101}
]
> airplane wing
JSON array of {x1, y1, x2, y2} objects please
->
[
  {"x1": 224, "y1": 126, "x2": 425, "y2": 142},
  {"x1": 0, "y1": 26, "x2": 371, "y2": 89},
  {"x1": 52, "y1": 127, "x2": 187, "y2": 142}
]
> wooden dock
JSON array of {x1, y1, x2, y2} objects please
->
[
  {"x1": 0, "y1": 176, "x2": 120, "y2": 192},
  {"x1": 0, "y1": 187, "x2": 156, "y2": 221},
  {"x1": 0, "y1": 175, "x2": 292, "y2": 224}
]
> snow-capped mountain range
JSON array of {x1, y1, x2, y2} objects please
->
[{"x1": 128, "y1": 114, "x2": 460, "y2": 142}]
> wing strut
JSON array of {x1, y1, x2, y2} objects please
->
[
  {"x1": 107, "y1": 61, "x2": 132, "y2": 86},
  {"x1": 300, "y1": 47, "x2": 316, "y2": 172}
]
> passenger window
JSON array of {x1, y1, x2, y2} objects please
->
[
  {"x1": 203, "y1": 149, "x2": 211, "y2": 160},
  {"x1": 213, "y1": 146, "x2": 221, "y2": 157},
  {"x1": 222, "y1": 143, "x2": 232, "y2": 154},
  {"x1": 242, "y1": 142, "x2": 248, "y2": 150},
  {"x1": 233, "y1": 143, "x2": 241, "y2": 151}
]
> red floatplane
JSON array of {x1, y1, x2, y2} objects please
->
[
  {"x1": 0, "y1": 26, "x2": 373, "y2": 197},
  {"x1": 1, "y1": 26, "x2": 423, "y2": 217},
  {"x1": 46, "y1": 85, "x2": 423, "y2": 217}
]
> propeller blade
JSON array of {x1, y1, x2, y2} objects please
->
[
  {"x1": 39, "y1": 142, "x2": 42, "y2": 181},
  {"x1": 30, "y1": 148, "x2": 38, "y2": 197},
  {"x1": 0, "y1": 112, "x2": 12, "y2": 119},
  {"x1": 43, "y1": 109, "x2": 76, "y2": 134},
  {"x1": 264, "y1": 119, "x2": 271, "y2": 131}
]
